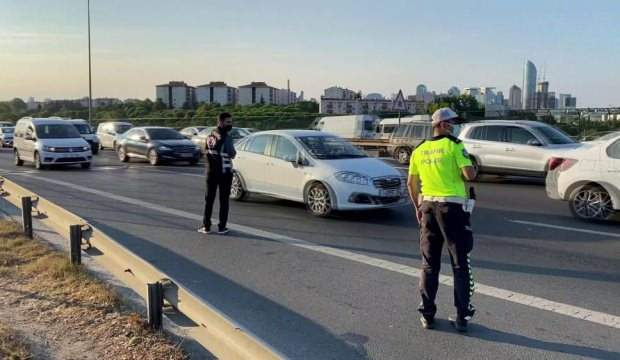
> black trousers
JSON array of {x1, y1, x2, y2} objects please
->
[
  {"x1": 418, "y1": 201, "x2": 475, "y2": 319},
  {"x1": 203, "y1": 172, "x2": 233, "y2": 230}
]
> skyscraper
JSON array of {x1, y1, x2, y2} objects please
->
[
  {"x1": 509, "y1": 85, "x2": 522, "y2": 110},
  {"x1": 536, "y1": 81, "x2": 549, "y2": 109},
  {"x1": 523, "y1": 60, "x2": 537, "y2": 110}
]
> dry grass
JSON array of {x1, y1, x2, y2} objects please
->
[
  {"x1": 0, "y1": 219, "x2": 187, "y2": 360},
  {"x1": 0, "y1": 322, "x2": 31, "y2": 360}
]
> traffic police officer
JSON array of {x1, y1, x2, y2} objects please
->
[{"x1": 407, "y1": 107, "x2": 478, "y2": 332}]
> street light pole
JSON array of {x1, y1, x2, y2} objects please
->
[{"x1": 87, "y1": 0, "x2": 93, "y2": 126}]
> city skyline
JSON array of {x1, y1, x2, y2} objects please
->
[{"x1": 2, "y1": 0, "x2": 619, "y2": 107}]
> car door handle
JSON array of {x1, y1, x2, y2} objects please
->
[
  {"x1": 472, "y1": 144, "x2": 482, "y2": 149},
  {"x1": 505, "y1": 148, "x2": 515, "y2": 152}
]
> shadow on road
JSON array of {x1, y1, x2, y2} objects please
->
[{"x1": 433, "y1": 320, "x2": 619, "y2": 360}]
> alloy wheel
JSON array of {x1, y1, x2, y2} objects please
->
[
  {"x1": 307, "y1": 183, "x2": 332, "y2": 216},
  {"x1": 571, "y1": 187, "x2": 614, "y2": 221}
]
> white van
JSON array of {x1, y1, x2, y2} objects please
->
[
  {"x1": 375, "y1": 115, "x2": 431, "y2": 139},
  {"x1": 65, "y1": 119, "x2": 100, "y2": 154},
  {"x1": 96, "y1": 121, "x2": 133, "y2": 150},
  {"x1": 13, "y1": 117, "x2": 92, "y2": 169},
  {"x1": 314, "y1": 115, "x2": 379, "y2": 139}
]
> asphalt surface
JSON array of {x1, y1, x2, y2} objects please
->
[{"x1": 0, "y1": 149, "x2": 618, "y2": 359}]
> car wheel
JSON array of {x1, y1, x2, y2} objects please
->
[
  {"x1": 230, "y1": 172, "x2": 248, "y2": 201},
  {"x1": 34, "y1": 152, "x2": 45, "y2": 170},
  {"x1": 396, "y1": 147, "x2": 411, "y2": 165},
  {"x1": 306, "y1": 182, "x2": 333, "y2": 217},
  {"x1": 99, "y1": 143, "x2": 104, "y2": 150},
  {"x1": 148, "y1": 149, "x2": 159, "y2": 166},
  {"x1": 188, "y1": 159, "x2": 199, "y2": 166},
  {"x1": 14, "y1": 149, "x2": 23, "y2": 166},
  {"x1": 117, "y1": 146, "x2": 129, "y2": 162},
  {"x1": 92, "y1": 146, "x2": 99, "y2": 155},
  {"x1": 81, "y1": 162, "x2": 91, "y2": 169},
  {"x1": 569, "y1": 185, "x2": 614, "y2": 222}
]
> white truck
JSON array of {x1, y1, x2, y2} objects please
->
[{"x1": 314, "y1": 115, "x2": 379, "y2": 139}]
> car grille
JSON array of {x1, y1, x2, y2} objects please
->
[
  {"x1": 172, "y1": 146, "x2": 196, "y2": 152},
  {"x1": 373, "y1": 177, "x2": 401, "y2": 189},
  {"x1": 52, "y1": 147, "x2": 86, "y2": 153},
  {"x1": 55, "y1": 157, "x2": 87, "y2": 163}
]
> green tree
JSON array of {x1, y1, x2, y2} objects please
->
[
  {"x1": 154, "y1": 98, "x2": 167, "y2": 111},
  {"x1": 9, "y1": 98, "x2": 27, "y2": 113}
]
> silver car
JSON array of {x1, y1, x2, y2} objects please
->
[{"x1": 459, "y1": 120, "x2": 581, "y2": 178}]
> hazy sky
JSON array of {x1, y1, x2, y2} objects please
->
[{"x1": 1, "y1": 0, "x2": 619, "y2": 106}]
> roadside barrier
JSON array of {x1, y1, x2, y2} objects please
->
[{"x1": 0, "y1": 176, "x2": 284, "y2": 360}]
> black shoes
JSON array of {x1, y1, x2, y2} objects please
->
[
  {"x1": 217, "y1": 227, "x2": 230, "y2": 235},
  {"x1": 448, "y1": 315, "x2": 468, "y2": 333},
  {"x1": 197, "y1": 226, "x2": 229, "y2": 235}
]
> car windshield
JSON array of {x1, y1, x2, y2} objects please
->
[
  {"x1": 297, "y1": 135, "x2": 367, "y2": 159},
  {"x1": 2, "y1": 128, "x2": 14, "y2": 134},
  {"x1": 146, "y1": 128, "x2": 185, "y2": 140},
  {"x1": 73, "y1": 124, "x2": 92, "y2": 134},
  {"x1": 532, "y1": 126, "x2": 575, "y2": 144},
  {"x1": 35, "y1": 124, "x2": 81, "y2": 139},
  {"x1": 114, "y1": 124, "x2": 132, "y2": 134}
]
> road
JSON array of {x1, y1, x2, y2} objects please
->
[{"x1": 0, "y1": 149, "x2": 618, "y2": 359}]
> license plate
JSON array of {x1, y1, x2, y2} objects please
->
[
  {"x1": 179, "y1": 153, "x2": 193, "y2": 158},
  {"x1": 380, "y1": 189, "x2": 400, "y2": 197}
]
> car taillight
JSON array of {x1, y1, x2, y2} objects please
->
[{"x1": 548, "y1": 157, "x2": 577, "y2": 171}]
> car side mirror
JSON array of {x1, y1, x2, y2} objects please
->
[
  {"x1": 25, "y1": 134, "x2": 35, "y2": 141},
  {"x1": 294, "y1": 152, "x2": 308, "y2": 167},
  {"x1": 527, "y1": 139, "x2": 542, "y2": 146},
  {"x1": 139, "y1": 135, "x2": 148, "y2": 142}
]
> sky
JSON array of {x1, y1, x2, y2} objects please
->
[{"x1": 1, "y1": 0, "x2": 619, "y2": 107}]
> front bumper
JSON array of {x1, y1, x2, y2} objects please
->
[
  {"x1": 41, "y1": 151, "x2": 92, "y2": 164},
  {"x1": 332, "y1": 180, "x2": 410, "y2": 210},
  {"x1": 2, "y1": 139, "x2": 13, "y2": 147},
  {"x1": 158, "y1": 150, "x2": 201, "y2": 161}
]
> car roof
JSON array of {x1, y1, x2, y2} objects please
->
[
  {"x1": 98, "y1": 121, "x2": 133, "y2": 125},
  {"x1": 64, "y1": 119, "x2": 88, "y2": 124},
  {"x1": 21, "y1": 118, "x2": 76, "y2": 126},
  {"x1": 465, "y1": 120, "x2": 547, "y2": 127},
  {"x1": 252, "y1": 129, "x2": 326, "y2": 137},
  {"x1": 133, "y1": 126, "x2": 173, "y2": 130}
]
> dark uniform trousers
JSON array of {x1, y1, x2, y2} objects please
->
[
  {"x1": 203, "y1": 171, "x2": 233, "y2": 230},
  {"x1": 418, "y1": 201, "x2": 475, "y2": 319}
]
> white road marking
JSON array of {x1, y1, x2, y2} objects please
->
[
  {"x1": 510, "y1": 220, "x2": 620, "y2": 238},
  {"x1": 5, "y1": 172, "x2": 620, "y2": 330}
]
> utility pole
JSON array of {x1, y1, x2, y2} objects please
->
[{"x1": 87, "y1": 0, "x2": 93, "y2": 126}]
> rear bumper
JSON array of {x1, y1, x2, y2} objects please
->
[{"x1": 545, "y1": 170, "x2": 563, "y2": 200}]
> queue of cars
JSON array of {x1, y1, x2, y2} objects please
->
[{"x1": 5, "y1": 116, "x2": 618, "y2": 221}]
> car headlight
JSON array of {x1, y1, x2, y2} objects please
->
[
  {"x1": 335, "y1": 171, "x2": 370, "y2": 185},
  {"x1": 42, "y1": 145, "x2": 56, "y2": 152},
  {"x1": 82, "y1": 146, "x2": 90, "y2": 151},
  {"x1": 158, "y1": 146, "x2": 172, "y2": 151}
]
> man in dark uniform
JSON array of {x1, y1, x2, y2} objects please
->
[
  {"x1": 198, "y1": 112, "x2": 236, "y2": 235},
  {"x1": 407, "y1": 107, "x2": 478, "y2": 332}
]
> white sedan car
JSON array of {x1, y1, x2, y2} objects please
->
[
  {"x1": 546, "y1": 131, "x2": 620, "y2": 221},
  {"x1": 231, "y1": 130, "x2": 408, "y2": 216}
]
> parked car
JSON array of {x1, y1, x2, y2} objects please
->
[
  {"x1": 546, "y1": 131, "x2": 620, "y2": 222},
  {"x1": 97, "y1": 121, "x2": 133, "y2": 150},
  {"x1": 65, "y1": 119, "x2": 100, "y2": 154},
  {"x1": 314, "y1": 115, "x2": 379, "y2": 139},
  {"x1": 116, "y1": 127, "x2": 201, "y2": 166},
  {"x1": 0, "y1": 127, "x2": 14, "y2": 147},
  {"x1": 0, "y1": 121, "x2": 14, "y2": 128},
  {"x1": 387, "y1": 121, "x2": 433, "y2": 164},
  {"x1": 230, "y1": 130, "x2": 408, "y2": 217},
  {"x1": 191, "y1": 127, "x2": 252, "y2": 152},
  {"x1": 459, "y1": 120, "x2": 582, "y2": 178},
  {"x1": 13, "y1": 117, "x2": 92, "y2": 169},
  {"x1": 377, "y1": 115, "x2": 430, "y2": 140},
  {"x1": 179, "y1": 126, "x2": 207, "y2": 139},
  {"x1": 244, "y1": 128, "x2": 260, "y2": 133}
]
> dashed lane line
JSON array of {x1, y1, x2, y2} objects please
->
[{"x1": 5, "y1": 171, "x2": 620, "y2": 330}]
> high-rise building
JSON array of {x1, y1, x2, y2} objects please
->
[
  {"x1": 536, "y1": 81, "x2": 549, "y2": 109},
  {"x1": 523, "y1": 60, "x2": 537, "y2": 110},
  {"x1": 558, "y1": 93, "x2": 577, "y2": 109},
  {"x1": 155, "y1": 81, "x2": 196, "y2": 109},
  {"x1": 238, "y1": 82, "x2": 278, "y2": 105},
  {"x1": 447, "y1": 86, "x2": 460, "y2": 97},
  {"x1": 496, "y1": 91, "x2": 505, "y2": 106},
  {"x1": 547, "y1": 92, "x2": 557, "y2": 109},
  {"x1": 416, "y1": 84, "x2": 428, "y2": 98},
  {"x1": 195, "y1": 81, "x2": 237, "y2": 105},
  {"x1": 509, "y1": 85, "x2": 522, "y2": 110}
]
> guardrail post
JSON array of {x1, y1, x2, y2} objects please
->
[
  {"x1": 69, "y1": 225, "x2": 82, "y2": 265},
  {"x1": 21, "y1": 197, "x2": 33, "y2": 238},
  {"x1": 147, "y1": 282, "x2": 163, "y2": 330}
]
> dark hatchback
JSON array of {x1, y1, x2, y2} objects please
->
[{"x1": 116, "y1": 127, "x2": 201, "y2": 165}]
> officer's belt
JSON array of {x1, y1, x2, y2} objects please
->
[{"x1": 421, "y1": 196, "x2": 467, "y2": 205}]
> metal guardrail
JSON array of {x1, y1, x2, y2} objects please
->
[{"x1": 0, "y1": 177, "x2": 283, "y2": 360}]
